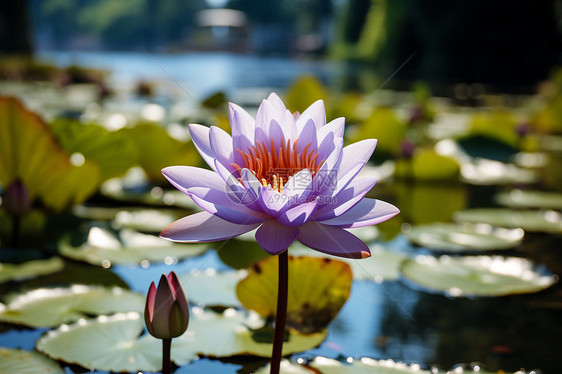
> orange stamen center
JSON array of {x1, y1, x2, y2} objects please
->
[{"x1": 231, "y1": 138, "x2": 325, "y2": 192}]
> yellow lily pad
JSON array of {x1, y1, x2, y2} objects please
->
[
  {"x1": 0, "y1": 97, "x2": 99, "y2": 211},
  {"x1": 236, "y1": 256, "x2": 352, "y2": 333},
  {"x1": 285, "y1": 75, "x2": 329, "y2": 114},
  {"x1": 394, "y1": 149, "x2": 460, "y2": 181},
  {"x1": 349, "y1": 107, "x2": 407, "y2": 156}
]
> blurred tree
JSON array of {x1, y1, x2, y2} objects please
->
[
  {"x1": 0, "y1": 0, "x2": 33, "y2": 54},
  {"x1": 335, "y1": 0, "x2": 562, "y2": 92}
]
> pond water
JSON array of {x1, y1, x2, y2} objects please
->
[{"x1": 1, "y1": 51, "x2": 561, "y2": 374}]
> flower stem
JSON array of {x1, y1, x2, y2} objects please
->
[
  {"x1": 162, "y1": 338, "x2": 172, "y2": 374},
  {"x1": 270, "y1": 250, "x2": 288, "y2": 374}
]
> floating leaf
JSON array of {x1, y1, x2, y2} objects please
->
[
  {"x1": 401, "y1": 255, "x2": 556, "y2": 297},
  {"x1": 112, "y1": 209, "x2": 185, "y2": 233},
  {"x1": 350, "y1": 107, "x2": 407, "y2": 156},
  {"x1": 307, "y1": 357, "x2": 430, "y2": 374},
  {"x1": 405, "y1": 223, "x2": 524, "y2": 252},
  {"x1": 173, "y1": 308, "x2": 327, "y2": 363},
  {"x1": 0, "y1": 285, "x2": 144, "y2": 327},
  {"x1": 290, "y1": 245, "x2": 406, "y2": 282},
  {"x1": 119, "y1": 123, "x2": 200, "y2": 182},
  {"x1": 0, "y1": 347, "x2": 64, "y2": 374},
  {"x1": 0, "y1": 97, "x2": 99, "y2": 211},
  {"x1": 468, "y1": 111, "x2": 519, "y2": 148},
  {"x1": 36, "y1": 312, "x2": 162, "y2": 372},
  {"x1": 0, "y1": 257, "x2": 64, "y2": 283},
  {"x1": 254, "y1": 359, "x2": 311, "y2": 374},
  {"x1": 59, "y1": 226, "x2": 208, "y2": 266},
  {"x1": 394, "y1": 149, "x2": 460, "y2": 181},
  {"x1": 101, "y1": 178, "x2": 199, "y2": 210},
  {"x1": 50, "y1": 118, "x2": 138, "y2": 181},
  {"x1": 453, "y1": 209, "x2": 562, "y2": 234},
  {"x1": 285, "y1": 75, "x2": 329, "y2": 114},
  {"x1": 495, "y1": 189, "x2": 562, "y2": 210},
  {"x1": 460, "y1": 159, "x2": 537, "y2": 185},
  {"x1": 178, "y1": 269, "x2": 246, "y2": 308},
  {"x1": 236, "y1": 256, "x2": 352, "y2": 333}
]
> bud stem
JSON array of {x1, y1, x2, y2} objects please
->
[
  {"x1": 270, "y1": 250, "x2": 288, "y2": 374},
  {"x1": 162, "y1": 338, "x2": 172, "y2": 374}
]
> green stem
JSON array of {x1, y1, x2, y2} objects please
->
[
  {"x1": 162, "y1": 338, "x2": 172, "y2": 374},
  {"x1": 270, "y1": 250, "x2": 288, "y2": 374}
]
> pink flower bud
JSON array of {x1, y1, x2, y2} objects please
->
[
  {"x1": 2, "y1": 179, "x2": 31, "y2": 216},
  {"x1": 144, "y1": 271, "x2": 189, "y2": 339}
]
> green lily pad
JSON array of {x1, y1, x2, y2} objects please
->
[
  {"x1": 290, "y1": 245, "x2": 406, "y2": 282},
  {"x1": 178, "y1": 269, "x2": 246, "y2": 308},
  {"x1": 0, "y1": 285, "x2": 144, "y2": 327},
  {"x1": 59, "y1": 226, "x2": 208, "y2": 266},
  {"x1": 496, "y1": 189, "x2": 562, "y2": 210},
  {"x1": 395, "y1": 149, "x2": 460, "y2": 181},
  {"x1": 349, "y1": 107, "x2": 407, "y2": 156},
  {"x1": 460, "y1": 159, "x2": 537, "y2": 185},
  {"x1": 49, "y1": 118, "x2": 137, "y2": 182},
  {"x1": 173, "y1": 308, "x2": 327, "y2": 363},
  {"x1": 118, "y1": 123, "x2": 200, "y2": 183},
  {"x1": 0, "y1": 257, "x2": 64, "y2": 283},
  {"x1": 307, "y1": 357, "x2": 430, "y2": 373},
  {"x1": 36, "y1": 312, "x2": 162, "y2": 372},
  {"x1": 453, "y1": 209, "x2": 562, "y2": 234},
  {"x1": 401, "y1": 255, "x2": 556, "y2": 297},
  {"x1": 0, "y1": 347, "x2": 64, "y2": 374},
  {"x1": 284, "y1": 75, "x2": 329, "y2": 114},
  {"x1": 236, "y1": 256, "x2": 352, "y2": 333},
  {"x1": 405, "y1": 223, "x2": 524, "y2": 252}
]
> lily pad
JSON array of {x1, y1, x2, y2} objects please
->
[
  {"x1": 0, "y1": 97, "x2": 99, "y2": 211},
  {"x1": 495, "y1": 189, "x2": 562, "y2": 210},
  {"x1": 254, "y1": 359, "x2": 311, "y2": 373},
  {"x1": 284, "y1": 75, "x2": 329, "y2": 114},
  {"x1": 178, "y1": 269, "x2": 246, "y2": 308},
  {"x1": 0, "y1": 285, "x2": 144, "y2": 327},
  {"x1": 307, "y1": 357, "x2": 430, "y2": 374},
  {"x1": 400, "y1": 255, "x2": 556, "y2": 297},
  {"x1": 0, "y1": 257, "x2": 64, "y2": 283},
  {"x1": 173, "y1": 308, "x2": 327, "y2": 363},
  {"x1": 405, "y1": 223, "x2": 524, "y2": 252},
  {"x1": 460, "y1": 159, "x2": 537, "y2": 185},
  {"x1": 394, "y1": 149, "x2": 461, "y2": 181},
  {"x1": 36, "y1": 312, "x2": 162, "y2": 372},
  {"x1": 101, "y1": 178, "x2": 199, "y2": 210},
  {"x1": 453, "y1": 209, "x2": 562, "y2": 234},
  {"x1": 290, "y1": 245, "x2": 406, "y2": 282},
  {"x1": 236, "y1": 256, "x2": 352, "y2": 333},
  {"x1": 112, "y1": 209, "x2": 186, "y2": 233},
  {"x1": 59, "y1": 226, "x2": 208, "y2": 266},
  {"x1": 0, "y1": 347, "x2": 64, "y2": 374},
  {"x1": 350, "y1": 107, "x2": 407, "y2": 156}
]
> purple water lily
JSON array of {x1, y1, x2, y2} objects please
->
[{"x1": 160, "y1": 93, "x2": 399, "y2": 258}]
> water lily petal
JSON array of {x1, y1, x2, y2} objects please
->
[
  {"x1": 229, "y1": 102, "x2": 255, "y2": 155},
  {"x1": 297, "y1": 222, "x2": 371, "y2": 259},
  {"x1": 188, "y1": 124, "x2": 217, "y2": 171},
  {"x1": 161, "y1": 211, "x2": 259, "y2": 242},
  {"x1": 255, "y1": 219, "x2": 300, "y2": 255},
  {"x1": 296, "y1": 119, "x2": 318, "y2": 154},
  {"x1": 320, "y1": 198, "x2": 399, "y2": 228},
  {"x1": 277, "y1": 200, "x2": 318, "y2": 226},
  {"x1": 331, "y1": 139, "x2": 377, "y2": 195},
  {"x1": 296, "y1": 100, "x2": 326, "y2": 131},
  {"x1": 162, "y1": 166, "x2": 223, "y2": 194},
  {"x1": 188, "y1": 187, "x2": 268, "y2": 224},
  {"x1": 209, "y1": 126, "x2": 235, "y2": 172},
  {"x1": 318, "y1": 117, "x2": 345, "y2": 142},
  {"x1": 314, "y1": 177, "x2": 378, "y2": 220},
  {"x1": 312, "y1": 138, "x2": 343, "y2": 195},
  {"x1": 257, "y1": 187, "x2": 288, "y2": 218},
  {"x1": 283, "y1": 169, "x2": 313, "y2": 203}
]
